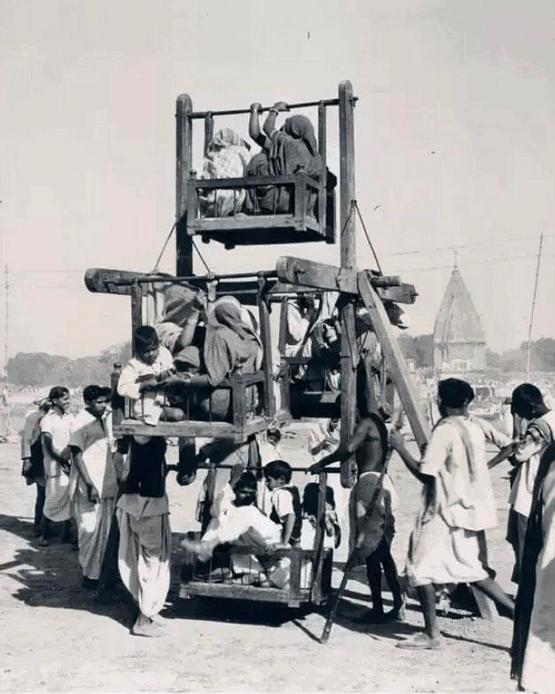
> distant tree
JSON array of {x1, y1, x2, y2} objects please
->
[
  {"x1": 414, "y1": 335, "x2": 434, "y2": 368},
  {"x1": 6, "y1": 341, "x2": 132, "y2": 388},
  {"x1": 399, "y1": 334, "x2": 433, "y2": 368},
  {"x1": 528, "y1": 337, "x2": 555, "y2": 371}
]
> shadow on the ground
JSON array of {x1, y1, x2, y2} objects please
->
[
  {"x1": 0, "y1": 512, "x2": 132, "y2": 628},
  {"x1": 443, "y1": 630, "x2": 511, "y2": 653}
]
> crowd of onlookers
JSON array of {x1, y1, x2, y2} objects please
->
[{"x1": 18, "y1": 374, "x2": 555, "y2": 689}]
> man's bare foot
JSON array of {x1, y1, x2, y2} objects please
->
[
  {"x1": 150, "y1": 615, "x2": 167, "y2": 629},
  {"x1": 389, "y1": 604, "x2": 406, "y2": 622},
  {"x1": 131, "y1": 615, "x2": 161, "y2": 638},
  {"x1": 396, "y1": 633, "x2": 442, "y2": 650}
]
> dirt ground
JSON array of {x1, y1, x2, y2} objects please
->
[{"x1": 0, "y1": 430, "x2": 518, "y2": 693}]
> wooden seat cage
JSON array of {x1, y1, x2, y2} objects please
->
[
  {"x1": 180, "y1": 465, "x2": 336, "y2": 609},
  {"x1": 86, "y1": 262, "x2": 418, "y2": 443},
  {"x1": 182, "y1": 96, "x2": 340, "y2": 248}
]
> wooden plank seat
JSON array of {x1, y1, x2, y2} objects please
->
[
  {"x1": 180, "y1": 541, "x2": 333, "y2": 608},
  {"x1": 186, "y1": 173, "x2": 335, "y2": 248}
]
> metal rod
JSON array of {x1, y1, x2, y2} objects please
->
[
  {"x1": 191, "y1": 463, "x2": 342, "y2": 474},
  {"x1": 187, "y1": 97, "x2": 357, "y2": 120},
  {"x1": 110, "y1": 270, "x2": 278, "y2": 286}
]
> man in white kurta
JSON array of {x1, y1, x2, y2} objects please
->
[
  {"x1": 391, "y1": 378, "x2": 514, "y2": 649},
  {"x1": 70, "y1": 386, "x2": 119, "y2": 585},
  {"x1": 40, "y1": 387, "x2": 74, "y2": 546}
]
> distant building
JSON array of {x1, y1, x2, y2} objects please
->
[{"x1": 433, "y1": 267, "x2": 486, "y2": 374}]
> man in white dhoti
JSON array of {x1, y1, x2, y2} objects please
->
[
  {"x1": 70, "y1": 385, "x2": 120, "y2": 588},
  {"x1": 39, "y1": 386, "x2": 73, "y2": 547},
  {"x1": 390, "y1": 378, "x2": 515, "y2": 649},
  {"x1": 116, "y1": 436, "x2": 170, "y2": 637}
]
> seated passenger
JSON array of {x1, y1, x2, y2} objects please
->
[
  {"x1": 165, "y1": 346, "x2": 202, "y2": 418},
  {"x1": 260, "y1": 460, "x2": 302, "y2": 546},
  {"x1": 199, "y1": 128, "x2": 251, "y2": 218},
  {"x1": 300, "y1": 482, "x2": 341, "y2": 550},
  {"x1": 245, "y1": 102, "x2": 331, "y2": 215},
  {"x1": 182, "y1": 467, "x2": 291, "y2": 587},
  {"x1": 166, "y1": 296, "x2": 261, "y2": 421},
  {"x1": 155, "y1": 284, "x2": 206, "y2": 361},
  {"x1": 117, "y1": 326, "x2": 184, "y2": 425}
]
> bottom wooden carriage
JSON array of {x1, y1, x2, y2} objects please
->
[
  {"x1": 179, "y1": 540, "x2": 333, "y2": 608},
  {"x1": 179, "y1": 469, "x2": 335, "y2": 609}
]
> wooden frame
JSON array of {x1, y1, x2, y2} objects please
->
[{"x1": 87, "y1": 80, "x2": 429, "y2": 477}]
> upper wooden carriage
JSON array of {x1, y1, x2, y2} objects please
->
[{"x1": 181, "y1": 98, "x2": 338, "y2": 248}]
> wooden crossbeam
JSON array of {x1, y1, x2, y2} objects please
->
[
  {"x1": 357, "y1": 269, "x2": 430, "y2": 449},
  {"x1": 275, "y1": 256, "x2": 417, "y2": 304},
  {"x1": 85, "y1": 264, "x2": 417, "y2": 304},
  {"x1": 84, "y1": 268, "x2": 166, "y2": 296}
]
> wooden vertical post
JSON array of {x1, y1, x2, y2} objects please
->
[
  {"x1": 338, "y1": 80, "x2": 358, "y2": 488},
  {"x1": 176, "y1": 95, "x2": 196, "y2": 465},
  {"x1": 258, "y1": 279, "x2": 276, "y2": 420},
  {"x1": 130, "y1": 281, "x2": 143, "y2": 357},
  {"x1": 203, "y1": 113, "x2": 214, "y2": 157},
  {"x1": 318, "y1": 102, "x2": 327, "y2": 234},
  {"x1": 176, "y1": 94, "x2": 194, "y2": 277}
]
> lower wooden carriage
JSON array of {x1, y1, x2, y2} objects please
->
[
  {"x1": 179, "y1": 468, "x2": 336, "y2": 609},
  {"x1": 180, "y1": 543, "x2": 333, "y2": 608}
]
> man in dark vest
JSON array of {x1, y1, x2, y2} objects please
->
[{"x1": 116, "y1": 436, "x2": 171, "y2": 637}]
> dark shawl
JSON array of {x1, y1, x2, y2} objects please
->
[{"x1": 511, "y1": 442, "x2": 555, "y2": 683}]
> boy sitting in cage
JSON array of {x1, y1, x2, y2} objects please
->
[
  {"x1": 181, "y1": 465, "x2": 293, "y2": 587},
  {"x1": 117, "y1": 326, "x2": 186, "y2": 425},
  {"x1": 259, "y1": 460, "x2": 303, "y2": 546}
]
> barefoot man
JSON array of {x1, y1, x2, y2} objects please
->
[{"x1": 390, "y1": 378, "x2": 514, "y2": 649}]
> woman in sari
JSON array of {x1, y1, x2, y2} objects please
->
[
  {"x1": 246, "y1": 104, "x2": 327, "y2": 215},
  {"x1": 200, "y1": 128, "x2": 251, "y2": 218},
  {"x1": 511, "y1": 442, "x2": 555, "y2": 691},
  {"x1": 167, "y1": 296, "x2": 261, "y2": 421}
]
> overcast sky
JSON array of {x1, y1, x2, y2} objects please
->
[{"x1": 1, "y1": 0, "x2": 554, "y2": 358}]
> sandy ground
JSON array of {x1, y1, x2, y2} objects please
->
[{"x1": 0, "y1": 430, "x2": 518, "y2": 693}]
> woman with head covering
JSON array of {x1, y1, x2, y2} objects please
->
[
  {"x1": 200, "y1": 128, "x2": 251, "y2": 217},
  {"x1": 155, "y1": 283, "x2": 206, "y2": 363},
  {"x1": 246, "y1": 102, "x2": 332, "y2": 216},
  {"x1": 166, "y1": 296, "x2": 262, "y2": 421}
]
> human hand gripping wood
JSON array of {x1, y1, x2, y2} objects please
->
[{"x1": 229, "y1": 463, "x2": 245, "y2": 488}]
